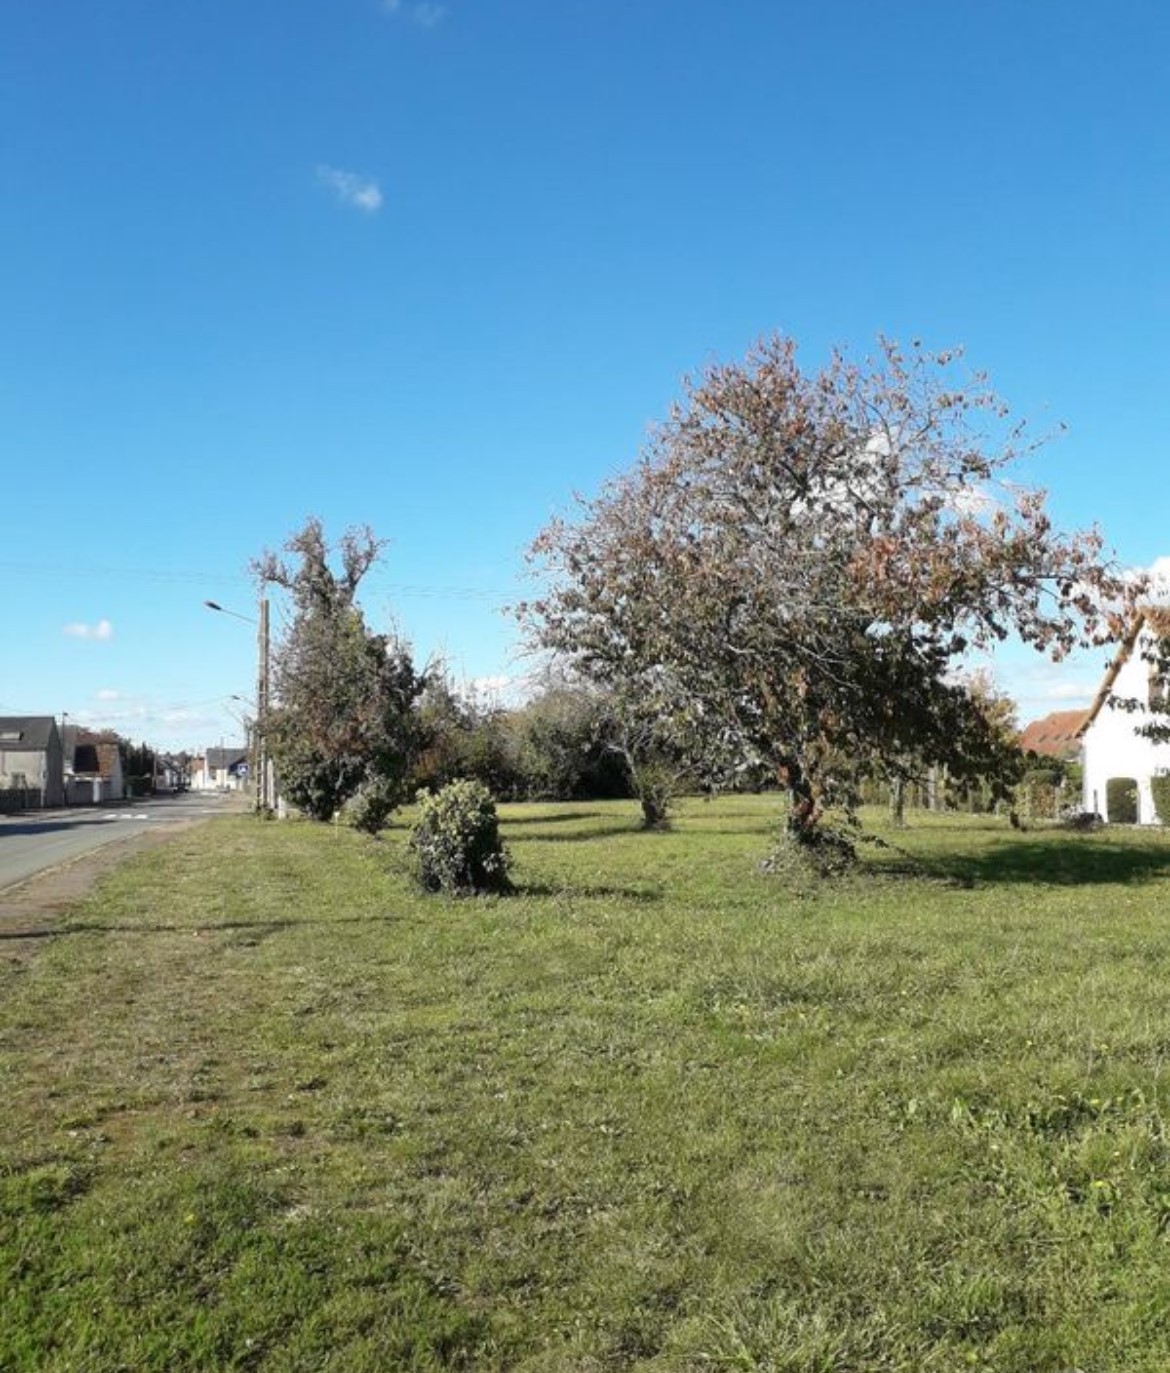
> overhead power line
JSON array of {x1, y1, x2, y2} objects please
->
[{"x1": 0, "y1": 560, "x2": 519, "y2": 601}]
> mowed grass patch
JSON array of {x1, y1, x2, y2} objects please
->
[{"x1": 4, "y1": 799, "x2": 1170, "y2": 1370}]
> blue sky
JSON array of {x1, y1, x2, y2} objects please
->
[{"x1": 2, "y1": 0, "x2": 1167, "y2": 750}]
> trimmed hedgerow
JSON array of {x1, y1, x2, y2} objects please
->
[{"x1": 409, "y1": 780, "x2": 512, "y2": 895}]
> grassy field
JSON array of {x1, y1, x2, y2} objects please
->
[{"x1": 4, "y1": 798, "x2": 1170, "y2": 1371}]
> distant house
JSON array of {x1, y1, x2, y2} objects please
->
[
  {"x1": 0, "y1": 716, "x2": 65, "y2": 809},
  {"x1": 64, "y1": 727, "x2": 126, "y2": 804},
  {"x1": 156, "y1": 753, "x2": 191, "y2": 791},
  {"x1": 1079, "y1": 609, "x2": 1170, "y2": 823},
  {"x1": 193, "y1": 746, "x2": 249, "y2": 792},
  {"x1": 1018, "y1": 710, "x2": 1087, "y2": 761}
]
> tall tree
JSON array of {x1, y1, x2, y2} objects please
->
[
  {"x1": 521, "y1": 336, "x2": 1131, "y2": 850},
  {"x1": 254, "y1": 518, "x2": 424, "y2": 822}
]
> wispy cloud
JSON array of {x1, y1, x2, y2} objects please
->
[
  {"x1": 95, "y1": 688, "x2": 122, "y2": 701},
  {"x1": 316, "y1": 165, "x2": 384, "y2": 213},
  {"x1": 383, "y1": 0, "x2": 448, "y2": 27},
  {"x1": 63, "y1": 619, "x2": 114, "y2": 641}
]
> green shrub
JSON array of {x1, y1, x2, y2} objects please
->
[
  {"x1": 1151, "y1": 774, "x2": 1170, "y2": 825},
  {"x1": 1020, "y1": 766, "x2": 1061, "y2": 789},
  {"x1": 409, "y1": 780, "x2": 512, "y2": 895},
  {"x1": 1106, "y1": 776, "x2": 1139, "y2": 825},
  {"x1": 344, "y1": 777, "x2": 404, "y2": 835}
]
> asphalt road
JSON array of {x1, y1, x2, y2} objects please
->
[{"x1": 0, "y1": 792, "x2": 237, "y2": 893}]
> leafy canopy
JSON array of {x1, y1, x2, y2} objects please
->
[
  {"x1": 255, "y1": 517, "x2": 424, "y2": 822},
  {"x1": 522, "y1": 335, "x2": 1131, "y2": 835}
]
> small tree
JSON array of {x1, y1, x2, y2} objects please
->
[
  {"x1": 256, "y1": 518, "x2": 424, "y2": 822},
  {"x1": 595, "y1": 677, "x2": 742, "y2": 828}
]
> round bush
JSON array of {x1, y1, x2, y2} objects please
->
[
  {"x1": 344, "y1": 778, "x2": 404, "y2": 835},
  {"x1": 409, "y1": 780, "x2": 512, "y2": 895}
]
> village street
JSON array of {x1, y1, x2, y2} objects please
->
[{"x1": 0, "y1": 792, "x2": 236, "y2": 897}]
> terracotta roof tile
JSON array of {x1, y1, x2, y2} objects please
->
[{"x1": 1019, "y1": 709, "x2": 1087, "y2": 758}]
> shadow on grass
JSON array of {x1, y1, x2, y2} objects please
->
[
  {"x1": 514, "y1": 881, "x2": 663, "y2": 903},
  {"x1": 508, "y1": 822, "x2": 647, "y2": 844},
  {"x1": 0, "y1": 913, "x2": 421, "y2": 942},
  {"x1": 880, "y1": 835, "x2": 1170, "y2": 888},
  {"x1": 501, "y1": 809, "x2": 613, "y2": 826}
]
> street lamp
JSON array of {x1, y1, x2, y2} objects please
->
[{"x1": 204, "y1": 597, "x2": 272, "y2": 812}]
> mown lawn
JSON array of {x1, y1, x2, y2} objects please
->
[{"x1": 4, "y1": 798, "x2": 1170, "y2": 1371}]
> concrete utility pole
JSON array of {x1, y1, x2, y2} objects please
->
[
  {"x1": 205, "y1": 596, "x2": 273, "y2": 814},
  {"x1": 256, "y1": 596, "x2": 271, "y2": 812}
]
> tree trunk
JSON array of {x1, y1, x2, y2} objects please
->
[
  {"x1": 889, "y1": 774, "x2": 906, "y2": 828},
  {"x1": 640, "y1": 791, "x2": 668, "y2": 830},
  {"x1": 782, "y1": 758, "x2": 820, "y2": 844}
]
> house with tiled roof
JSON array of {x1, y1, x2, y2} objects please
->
[
  {"x1": 64, "y1": 726, "x2": 126, "y2": 804},
  {"x1": 1078, "y1": 608, "x2": 1170, "y2": 823},
  {"x1": 1018, "y1": 710, "x2": 1087, "y2": 761}
]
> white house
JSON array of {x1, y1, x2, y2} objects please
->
[
  {"x1": 1080, "y1": 609, "x2": 1170, "y2": 823},
  {"x1": 192, "y1": 746, "x2": 249, "y2": 792},
  {"x1": 0, "y1": 717, "x2": 66, "y2": 808}
]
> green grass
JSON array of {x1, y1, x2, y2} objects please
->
[{"x1": 4, "y1": 798, "x2": 1170, "y2": 1370}]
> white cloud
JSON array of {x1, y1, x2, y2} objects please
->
[
  {"x1": 1146, "y1": 556, "x2": 1170, "y2": 605},
  {"x1": 1026, "y1": 679, "x2": 1098, "y2": 705},
  {"x1": 95, "y1": 688, "x2": 122, "y2": 701},
  {"x1": 316, "y1": 165, "x2": 384, "y2": 213},
  {"x1": 63, "y1": 618, "x2": 114, "y2": 641},
  {"x1": 383, "y1": 0, "x2": 447, "y2": 25},
  {"x1": 470, "y1": 674, "x2": 512, "y2": 695},
  {"x1": 945, "y1": 483, "x2": 996, "y2": 517}
]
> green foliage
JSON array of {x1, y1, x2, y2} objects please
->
[
  {"x1": 1151, "y1": 774, "x2": 1170, "y2": 825},
  {"x1": 507, "y1": 685, "x2": 628, "y2": 801},
  {"x1": 1020, "y1": 766, "x2": 1061, "y2": 789},
  {"x1": 762, "y1": 823, "x2": 858, "y2": 882},
  {"x1": 343, "y1": 778, "x2": 401, "y2": 835},
  {"x1": 1106, "y1": 776, "x2": 1139, "y2": 825},
  {"x1": 411, "y1": 678, "x2": 524, "y2": 798},
  {"x1": 408, "y1": 780, "x2": 512, "y2": 894},
  {"x1": 118, "y1": 738, "x2": 157, "y2": 790},
  {"x1": 258, "y1": 519, "x2": 424, "y2": 823},
  {"x1": 626, "y1": 756, "x2": 678, "y2": 829}
]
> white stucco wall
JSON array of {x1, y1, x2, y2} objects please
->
[{"x1": 1082, "y1": 634, "x2": 1170, "y2": 823}]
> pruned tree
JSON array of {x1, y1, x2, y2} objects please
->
[
  {"x1": 255, "y1": 517, "x2": 424, "y2": 823},
  {"x1": 588, "y1": 671, "x2": 747, "y2": 829},
  {"x1": 521, "y1": 335, "x2": 1131, "y2": 854}
]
